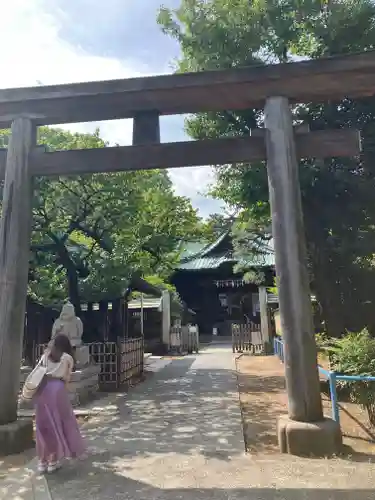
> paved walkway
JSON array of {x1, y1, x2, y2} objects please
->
[{"x1": 1, "y1": 345, "x2": 375, "y2": 499}]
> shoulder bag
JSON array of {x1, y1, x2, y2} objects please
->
[{"x1": 22, "y1": 354, "x2": 47, "y2": 401}]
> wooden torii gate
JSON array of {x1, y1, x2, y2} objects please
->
[{"x1": 0, "y1": 51, "x2": 373, "y2": 455}]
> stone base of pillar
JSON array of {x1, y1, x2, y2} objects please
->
[
  {"x1": 0, "y1": 418, "x2": 33, "y2": 455},
  {"x1": 277, "y1": 415, "x2": 342, "y2": 457},
  {"x1": 68, "y1": 364, "x2": 101, "y2": 407}
]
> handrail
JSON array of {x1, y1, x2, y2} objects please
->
[{"x1": 273, "y1": 337, "x2": 375, "y2": 424}]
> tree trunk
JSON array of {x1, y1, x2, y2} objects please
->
[
  {"x1": 314, "y1": 267, "x2": 345, "y2": 338},
  {"x1": 66, "y1": 264, "x2": 81, "y2": 316},
  {"x1": 0, "y1": 118, "x2": 34, "y2": 425},
  {"x1": 307, "y1": 232, "x2": 346, "y2": 338},
  {"x1": 53, "y1": 241, "x2": 82, "y2": 315}
]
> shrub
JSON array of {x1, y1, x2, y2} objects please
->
[
  {"x1": 329, "y1": 329, "x2": 375, "y2": 425},
  {"x1": 315, "y1": 332, "x2": 331, "y2": 352}
]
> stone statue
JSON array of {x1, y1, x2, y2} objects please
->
[
  {"x1": 52, "y1": 302, "x2": 83, "y2": 347},
  {"x1": 51, "y1": 302, "x2": 89, "y2": 367}
]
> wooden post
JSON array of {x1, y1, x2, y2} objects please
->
[
  {"x1": 0, "y1": 118, "x2": 34, "y2": 425},
  {"x1": 258, "y1": 286, "x2": 270, "y2": 345},
  {"x1": 162, "y1": 290, "x2": 171, "y2": 350},
  {"x1": 133, "y1": 111, "x2": 166, "y2": 352},
  {"x1": 264, "y1": 96, "x2": 323, "y2": 422},
  {"x1": 140, "y1": 293, "x2": 144, "y2": 337}
]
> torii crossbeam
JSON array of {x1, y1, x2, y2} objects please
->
[{"x1": 0, "y1": 50, "x2": 372, "y2": 456}]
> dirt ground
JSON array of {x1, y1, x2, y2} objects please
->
[{"x1": 236, "y1": 354, "x2": 375, "y2": 457}]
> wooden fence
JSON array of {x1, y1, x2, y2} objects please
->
[
  {"x1": 231, "y1": 323, "x2": 264, "y2": 354},
  {"x1": 34, "y1": 338, "x2": 144, "y2": 389},
  {"x1": 169, "y1": 325, "x2": 199, "y2": 354},
  {"x1": 118, "y1": 338, "x2": 144, "y2": 385}
]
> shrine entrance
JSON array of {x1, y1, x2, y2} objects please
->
[{"x1": 0, "y1": 51, "x2": 373, "y2": 455}]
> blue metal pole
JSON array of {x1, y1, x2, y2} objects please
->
[{"x1": 329, "y1": 372, "x2": 340, "y2": 423}]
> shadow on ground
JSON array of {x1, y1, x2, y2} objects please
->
[
  {"x1": 2, "y1": 348, "x2": 375, "y2": 499},
  {"x1": 82, "y1": 356, "x2": 245, "y2": 462},
  {"x1": 237, "y1": 354, "x2": 375, "y2": 461}
]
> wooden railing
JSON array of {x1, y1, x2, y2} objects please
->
[
  {"x1": 34, "y1": 338, "x2": 144, "y2": 389},
  {"x1": 231, "y1": 323, "x2": 264, "y2": 354},
  {"x1": 169, "y1": 325, "x2": 199, "y2": 354},
  {"x1": 118, "y1": 338, "x2": 144, "y2": 385}
]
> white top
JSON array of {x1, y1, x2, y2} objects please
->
[{"x1": 41, "y1": 352, "x2": 74, "y2": 382}]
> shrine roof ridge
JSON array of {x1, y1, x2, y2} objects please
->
[
  {"x1": 176, "y1": 231, "x2": 275, "y2": 271},
  {"x1": 0, "y1": 51, "x2": 375, "y2": 126}
]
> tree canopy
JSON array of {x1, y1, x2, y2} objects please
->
[
  {"x1": 158, "y1": 0, "x2": 375, "y2": 336},
  {"x1": 1, "y1": 127, "x2": 203, "y2": 310}
]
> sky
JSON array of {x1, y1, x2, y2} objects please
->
[{"x1": 1, "y1": 0, "x2": 223, "y2": 217}]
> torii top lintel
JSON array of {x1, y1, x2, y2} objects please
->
[{"x1": 0, "y1": 51, "x2": 375, "y2": 127}]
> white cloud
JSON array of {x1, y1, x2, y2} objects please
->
[
  {"x1": 169, "y1": 167, "x2": 224, "y2": 218},
  {"x1": 1, "y1": 0, "x2": 221, "y2": 216},
  {"x1": 1, "y1": 0, "x2": 146, "y2": 143},
  {"x1": 2, "y1": 3, "x2": 140, "y2": 87}
]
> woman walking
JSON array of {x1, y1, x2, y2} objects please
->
[{"x1": 34, "y1": 334, "x2": 86, "y2": 473}]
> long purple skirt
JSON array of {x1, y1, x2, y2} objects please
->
[{"x1": 34, "y1": 379, "x2": 86, "y2": 462}]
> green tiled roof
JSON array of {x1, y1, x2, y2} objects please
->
[
  {"x1": 179, "y1": 252, "x2": 275, "y2": 271},
  {"x1": 179, "y1": 255, "x2": 235, "y2": 271},
  {"x1": 238, "y1": 251, "x2": 275, "y2": 268},
  {"x1": 178, "y1": 241, "x2": 208, "y2": 260},
  {"x1": 197, "y1": 231, "x2": 229, "y2": 257},
  {"x1": 177, "y1": 231, "x2": 275, "y2": 271}
]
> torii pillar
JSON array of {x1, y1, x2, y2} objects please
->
[
  {"x1": 0, "y1": 117, "x2": 34, "y2": 453},
  {"x1": 264, "y1": 97, "x2": 342, "y2": 456}
]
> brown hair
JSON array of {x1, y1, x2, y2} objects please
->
[{"x1": 48, "y1": 334, "x2": 73, "y2": 363}]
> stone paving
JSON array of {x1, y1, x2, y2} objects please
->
[{"x1": 1, "y1": 345, "x2": 375, "y2": 499}]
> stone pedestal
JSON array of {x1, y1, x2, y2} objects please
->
[
  {"x1": 277, "y1": 415, "x2": 342, "y2": 457},
  {"x1": 0, "y1": 418, "x2": 33, "y2": 455},
  {"x1": 75, "y1": 345, "x2": 90, "y2": 368},
  {"x1": 68, "y1": 364, "x2": 101, "y2": 407},
  {"x1": 19, "y1": 362, "x2": 101, "y2": 409}
]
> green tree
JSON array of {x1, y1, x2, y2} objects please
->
[
  {"x1": 158, "y1": 0, "x2": 375, "y2": 337},
  {"x1": 200, "y1": 212, "x2": 236, "y2": 241},
  {"x1": 80, "y1": 169, "x2": 202, "y2": 302},
  {"x1": 29, "y1": 128, "x2": 137, "y2": 311},
  {"x1": 1, "y1": 127, "x2": 203, "y2": 309}
]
